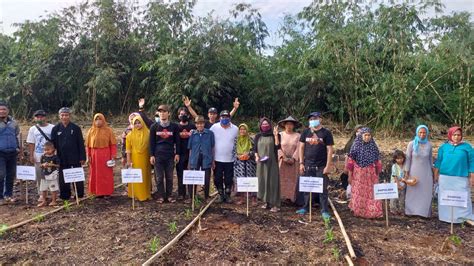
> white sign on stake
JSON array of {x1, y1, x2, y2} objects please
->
[
  {"x1": 374, "y1": 183, "x2": 399, "y2": 200},
  {"x1": 16, "y1": 166, "x2": 37, "y2": 181},
  {"x1": 183, "y1": 170, "x2": 205, "y2": 185},
  {"x1": 237, "y1": 177, "x2": 258, "y2": 192},
  {"x1": 121, "y1": 168, "x2": 143, "y2": 184},
  {"x1": 299, "y1": 176, "x2": 324, "y2": 193},
  {"x1": 63, "y1": 167, "x2": 85, "y2": 183},
  {"x1": 439, "y1": 190, "x2": 468, "y2": 208}
]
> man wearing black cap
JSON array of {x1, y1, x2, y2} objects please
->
[
  {"x1": 149, "y1": 104, "x2": 181, "y2": 203},
  {"x1": 183, "y1": 96, "x2": 240, "y2": 129},
  {"x1": 296, "y1": 112, "x2": 334, "y2": 220},
  {"x1": 0, "y1": 101, "x2": 21, "y2": 204},
  {"x1": 210, "y1": 110, "x2": 238, "y2": 203},
  {"x1": 50, "y1": 107, "x2": 87, "y2": 201},
  {"x1": 26, "y1": 110, "x2": 55, "y2": 202}
]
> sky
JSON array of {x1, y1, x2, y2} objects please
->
[{"x1": 1, "y1": 0, "x2": 473, "y2": 48}]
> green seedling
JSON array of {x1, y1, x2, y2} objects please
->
[
  {"x1": 323, "y1": 228, "x2": 334, "y2": 244},
  {"x1": 63, "y1": 200, "x2": 72, "y2": 211},
  {"x1": 168, "y1": 221, "x2": 178, "y2": 234},
  {"x1": 194, "y1": 196, "x2": 202, "y2": 209},
  {"x1": 0, "y1": 224, "x2": 8, "y2": 236},
  {"x1": 332, "y1": 247, "x2": 340, "y2": 261},
  {"x1": 449, "y1": 235, "x2": 462, "y2": 246},
  {"x1": 89, "y1": 194, "x2": 96, "y2": 201},
  {"x1": 149, "y1": 236, "x2": 161, "y2": 253},
  {"x1": 34, "y1": 214, "x2": 45, "y2": 223},
  {"x1": 184, "y1": 208, "x2": 192, "y2": 219}
]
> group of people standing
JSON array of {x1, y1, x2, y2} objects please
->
[
  {"x1": 0, "y1": 99, "x2": 473, "y2": 224},
  {"x1": 345, "y1": 124, "x2": 474, "y2": 224}
]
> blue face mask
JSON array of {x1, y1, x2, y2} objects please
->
[
  {"x1": 220, "y1": 118, "x2": 230, "y2": 126},
  {"x1": 309, "y1": 119, "x2": 320, "y2": 128},
  {"x1": 155, "y1": 117, "x2": 160, "y2": 123}
]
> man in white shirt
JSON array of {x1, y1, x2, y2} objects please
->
[
  {"x1": 210, "y1": 110, "x2": 238, "y2": 203},
  {"x1": 26, "y1": 110, "x2": 54, "y2": 202}
]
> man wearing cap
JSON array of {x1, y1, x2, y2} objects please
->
[
  {"x1": 149, "y1": 104, "x2": 181, "y2": 203},
  {"x1": 297, "y1": 112, "x2": 334, "y2": 220},
  {"x1": 26, "y1": 110, "x2": 55, "y2": 202},
  {"x1": 183, "y1": 96, "x2": 240, "y2": 129},
  {"x1": 50, "y1": 107, "x2": 87, "y2": 201},
  {"x1": 210, "y1": 110, "x2": 239, "y2": 203},
  {"x1": 0, "y1": 101, "x2": 21, "y2": 204}
]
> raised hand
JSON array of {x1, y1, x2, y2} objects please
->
[
  {"x1": 183, "y1": 96, "x2": 192, "y2": 107},
  {"x1": 233, "y1": 98, "x2": 240, "y2": 109}
]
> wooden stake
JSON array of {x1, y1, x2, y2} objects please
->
[
  {"x1": 309, "y1": 192, "x2": 312, "y2": 222},
  {"x1": 192, "y1": 185, "x2": 195, "y2": 211},
  {"x1": 25, "y1": 181, "x2": 28, "y2": 205},
  {"x1": 132, "y1": 184, "x2": 135, "y2": 210},
  {"x1": 73, "y1": 182, "x2": 79, "y2": 205},
  {"x1": 385, "y1": 199, "x2": 389, "y2": 228},
  {"x1": 450, "y1": 206, "x2": 454, "y2": 235},
  {"x1": 328, "y1": 198, "x2": 357, "y2": 258},
  {"x1": 246, "y1": 192, "x2": 249, "y2": 217}
]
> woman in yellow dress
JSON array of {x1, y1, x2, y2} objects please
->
[{"x1": 125, "y1": 116, "x2": 152, "y2": 201}]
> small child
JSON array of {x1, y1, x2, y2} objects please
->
[
  {"x1": 38, "y1": 142, "x2": 60, "y2": 207},
  {"x1": 389, "y1": 150, "x2": 406, "y2": 215}
]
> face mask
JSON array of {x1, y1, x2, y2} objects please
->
[
  {"x1": 309, "y1": 120, "x2": 320, "y2": 128},
  {"x1": 35, "y1": 120, "x2": 44, "y2": 125},
  {"x1": 155, "y1": 117, "x2": 160, "y2": 123},
  {"x1": 261, "y1": 124, "x2": 271, "y2": 132},
  {"x1": 220, "y1": 118, "x2": 230, "y2": 126},
  {"x1": 178, "y1": 115, "x2": 189, "y2": 122}
]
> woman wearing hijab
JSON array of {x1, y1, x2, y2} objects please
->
[
  {"x1": 254, "y1": 118, "x2": 281, "y2": 212},
  {"x1": 434, "y1": 126, "x2": 474, "y2": 223},
  {"x1": 233, "y1": 123, "x2": 257, "y2": 205},
  {"x1": 404, "y1": 125, "x2": 433, "y2": 217},
  {"x1": 277, "y1": 116, "x2": 301, "y2": 203},
  {"x1": 347, "y1": 127, "x2": 383, "y2": 218},
  {"x1": 125, "y1": 116, "x2": 152, "y2": 201},
  {"x1": 86, "y1": 113, "x2": 117, "y2": 197}
]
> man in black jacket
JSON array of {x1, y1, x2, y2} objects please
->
[{"x1": 50, "y1": 107, "x2": 86, "y2": 201}]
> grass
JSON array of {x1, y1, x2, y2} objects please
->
[
  {"x1": 168, "y1": 221, "x2": 178, "y2": 234},
  {"x1": 63, "y1": 200, "x2": 72, "y2": 212},
  {"x1": 193, "y1": 196, "x2": 202, "y2": 209},
  {"x1": 323, "y1": 217, "x2": 334, "y2": 244},
  {"x1": 332, "y1": 247, "x2": 340, "y2": 261},
  {"x1": 184, "y1": 208, "x2": 192, "y2": 219},
  {"x1": 149, "y1": 236, "x2": 161, "y2": 253}
]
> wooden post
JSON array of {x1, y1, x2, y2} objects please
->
[
  {"x1": 192, "y1": 185, "x2": 195, "y2": 211},
  {"x1": 25, "y1": 181, "x2": 28, "y2": 205},
  {"x1": 73, "y1": 182, "x2": 79, "y2": 205},
  {"x1": 450, "y1": 206, "x2": 454, "y2": 234},
  {"x1": 246, "y1": 192, "x2": 249, "y2": 217},
  {"x1": 309, "y1": 192, "x2": 312, "y2": 222},
  {"x1": 385, "y1": 199, "x2": 389, "y2": 227},
  {"x1": 132, "y1": 184, "x2": 135, "y2": 210}
]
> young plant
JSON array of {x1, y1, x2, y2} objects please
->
[
  {"x1": 63, "y1": 200, "x2": 72, "y2": 212},
  {"x1": 149, "y1": 236, "x2": 161, "y2": 253},
  {"x1": 184, "y1": 208, "x2": 192, "y2": 219},
  {"x1": 332, "y1": 247, "x2": 340, "y2": 261},
  {"x1": 168, "y1": 221, "x2": 178, "y2": 234},
  {"x1": 323, "y1": 217, "x2": 334, "y2": 244},
  {"x1": 194, "y1": 196, "x2": 202, "y2": 209},
  {"x1": 449, "y1": 235, "x2": 462, "y2": 246},
  {"x1": 0, "y1": 224, "x2": 8, "y2": 236},
  {"x1": 34, "y1": 214, "x2": 45, "y2": 223}
]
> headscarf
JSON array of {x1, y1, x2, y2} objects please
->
[
  {"x1": 348, "y1": 127, "x2": 380, "y2": 167},
  {"x1": 412, "y1": 125, "x2": 429, "y2": 153},
  {"x1": 126, "y1": 116, "x2": 150, "y2": 154},
  {"x1": 236, "y1": 123, "x2": 252, "y2": 155},
  {"x1": 128, "y1": 112, "x2": 140, "y2": 127},
  {"x1": 447, "y1": 126, "x2": 463, "y2": 146},
  {"x1": 86, "y1": 113, "x2": 117, "y2": 148},
  {"x1": 259, "y1": 117, "x2": 273, "y2": 136}
]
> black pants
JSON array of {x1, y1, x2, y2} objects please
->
[
  {"x1": 59, "y1": 164, "x2": 84, "y2": 200},
  {"x1": 0, "y1": 151, "x2": 17, "y2": 199},
  {"x1": 214, "y1": 161, "x2": 234, "y2": 194},
  {"x1": 176, "y1": 153, "x2": 189, "y2": 197},
  {"x1": 154, "y1": 156, "x2": 174, "y2": 199},
  {"x1": 300, "y1": 166, "x2": 329, "y2": 214},
  {"x1": 190, "y1": 154, "x2": 211, "y2": 198}
]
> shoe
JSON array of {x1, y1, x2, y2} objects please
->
[
  {"x1": 270, "y1": 207, "x2": 280, "y2": 212},
  {"x1": 321, "y1": 212, "x2": 331, "y2": 220},
  {"x1": 216, "y1": 194, "x2": 226, "y2": 203},
  {"x1": 0, "y1": 199, "x2": 6, "y2": 206},
  {"x1": 296, "y1": 208, "x2": 308, "y2": 215},
  {"x1": 37, "y1": 201, "x2": 47, "y2": 207},
  {"x1": 5, "y1": 197, "x2": 16, "y2": 203},
  {"x1": 225, "y1": 194, "x2": 233, "y2": 204}
]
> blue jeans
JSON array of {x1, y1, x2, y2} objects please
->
[
  {"x1": 0, "y1": 151, "x2": 17, "y2": 199},
  {"x1": 300, "y1": 166, "x2": 329, "y2": 214}
]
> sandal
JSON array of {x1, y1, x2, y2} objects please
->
[
  {"x1": 270, "y1": 207, "x2": 280, "y2": 212},
  {"x1": 49, "y1": 201, "x2": 58, "y2": 207},
  {"x1": 261, "y1": 204, "x2": 268, "y2": 209},
  {"x1": 37, "y1": 201, "x2": 47, "y2": 207},
  {"x1": 157, "y1": 198, "x2": 164, "y2": 204},
  {"x1": 167, "y1": 197, "x2": 176, "y2": 203}
]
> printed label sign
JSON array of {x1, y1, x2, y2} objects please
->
[
  {"x1": 439, "y1": 190, "x2": 468, "y2": 208},
  {"x1": 374, "y1": 183, "x2": 399, "y2": 200},
  {"x1": 183, "y1": 170, "x2": 205, "y2": 185},
  {"x1": 121, "y1": 168, "x2": 143, "y2": 184},
  {"x1": 63, "y1": 167, "x2": 85, "y2": 183},
  {"x1": 237, "y1": 177, "x2": 258, "y2": 192},
  {"x1": 299, "y1": 176, "x2": 324, "y2": 193},
  {"x1": 16, "y1": 166, "x2": 36, "y2": 181}
]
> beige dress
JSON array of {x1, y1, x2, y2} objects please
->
[{"x1": 278, "y1": 132, "x2": 300, "y2": 202}]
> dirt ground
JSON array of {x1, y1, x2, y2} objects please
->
[{"x1": 0, "y1": 123, "x2": 473, "y2": 264}]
